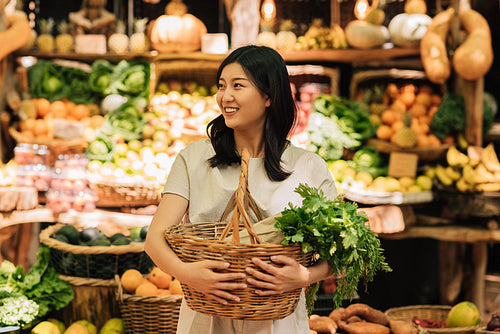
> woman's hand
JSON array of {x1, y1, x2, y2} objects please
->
[
  {"x1": 245, "y1": 255, "x2": 310, "y2": 295},
  {"x1": 179, "y1": 260, "x2": 247, "y2": 305}
]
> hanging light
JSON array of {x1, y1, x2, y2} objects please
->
[
  {"x1": 354, "y1": 0, "x2": 370, "y2": 20},
  {"x1": 261, "y1": 0, "x2": 276, "y2": 21}
]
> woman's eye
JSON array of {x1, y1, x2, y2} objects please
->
[
  {"x1": 234, "y1": 83, "x2": 243, "y2": 88},
  {"x1": 217, "y1": 83, "x2": 225, "y2": 89}
]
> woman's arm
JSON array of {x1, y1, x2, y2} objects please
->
[
  {"x1": 144, "y1": 193, "x2": 248, "y2": 304},
  {"x1": 0, "y1": 15, "x2": 31, "y2": 60},
  {"x1": 246, "y1": 256, "x2": 332, "y2": 296}
]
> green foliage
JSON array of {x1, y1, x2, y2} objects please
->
[
  {"x1": 0, "y1": 246, "x2": 74, "y2": 326},
  {"x1": 275, "y1": 184, "x2": 391, "y2": 314},
  {"x1": 430, "y1": 94, "x2": 465, "y2": 139}
]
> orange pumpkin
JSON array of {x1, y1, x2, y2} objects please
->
[{"x1": 149, "y1": 0, "x2": 207, "y2": 53}]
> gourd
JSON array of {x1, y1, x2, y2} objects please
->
[
  {"x1": 452, "y1": 9, "x2": 494, "y2": 81},
  {"x1": 344, "y1": 20, "x2": 389, "y2": 49},
  {"x1": 148, "y1": 0, "x2": 207, "y2": 53},
  {"x1": 388, "y1": 13, "x2": 432, "y2": 48},
  {"x1": 420, "y1": 8, "x2": 455, "y2": 84}
]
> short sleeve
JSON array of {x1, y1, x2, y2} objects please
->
[{"x1": 162, "y1": 151, "x2": 190, "y2": 200}]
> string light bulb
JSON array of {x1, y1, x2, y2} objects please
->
[
  {"x1": 354, "y1": 0, "x2": 370, "y2": 20},
  {"x1": 261, "y1": 0, "x2": 276, "y2": 21}
]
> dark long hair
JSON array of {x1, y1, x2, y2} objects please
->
[{"x1": 207, "y1": 45, "x2": 297, "y2": 181}]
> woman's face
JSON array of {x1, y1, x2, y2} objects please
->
[{"x1": 216, "y1": 62, "x2": 270, "y2": 134}]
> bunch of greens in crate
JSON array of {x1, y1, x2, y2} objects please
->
[
  {"x1": 0, "y1": 246, "x2": 74, "y2": 327},
  {"x1": 307, "y1": 94, "x2": 376, "y2": 161},
  {"x1": 275, "y1": 184, "x2": 391, "y2": 313}
]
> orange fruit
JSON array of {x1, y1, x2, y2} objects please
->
[
  {"x1": 135, "y1": 280, "x2": 159, "y2": 296},
  {"x1": 35, "y1": 98, "x2": 51, "y2": 118},
  {"x1": 169, "y1": 279, "x2": 183, "y2": 295},
  {"x1": 148, "y1": 267, "x2": 172, "y2": 289},
  {"x1": 32, "y1": 119, "x2": 48, "y2": 137},
  {"x1": 120, "y1": 269, "x2": 144, "y2": 293},
  {"x1": 73, "y1": 104, "x2": 90, "y2": 121},
  {"x1": 158, "y1": 289, "x2": 172, "y2": 296},
  {"x1": 90, "y1": 115, "x2": 105, "y2": 129},
  {"x1": 51, "y1": 100, "x2": 68, "y2": 119}
]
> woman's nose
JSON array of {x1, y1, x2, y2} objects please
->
[{"x1": 221, "y1": 88, "x2": 234, "y2": 102}]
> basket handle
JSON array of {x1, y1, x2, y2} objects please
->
[{"x1": 218, "y1": 148, "x2": 261, "y2": 244}]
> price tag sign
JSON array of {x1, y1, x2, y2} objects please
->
[
  {"x1": 75, "y1": 34, "x2": 107, "y2": 54},
  {"x1": 388, "y1": 152, "x2": 419, "y2": 179}
]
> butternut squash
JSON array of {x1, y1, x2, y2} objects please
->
[
  {"x1": 452, "y1": 9, "x2": 493, "y2": 81},
  {"x1": 420, "y1": 8, "x2": 455, "y2": 84}
]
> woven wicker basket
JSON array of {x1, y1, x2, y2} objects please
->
[
  {"x1": 9, "y1": 127, "x2": 85, "y2": 166},
  {"x1": 116, "y1": 275, "x2": 182, "y2": 334},
  {"x1": 385, "y1": 305, "x2": 482, "y2": 334},
  {"x1": 164, "y1": 149, "x2": 314, "y2": 320},
  {"x1": 475, "y1": 327, "x2": 498, "y2": 334},
  {"x1": 88, "y1": 179, "x2": 162, "y2": 208},
  {"x1": 39, "y1": 224, "x2": 155, "y2": 279}
]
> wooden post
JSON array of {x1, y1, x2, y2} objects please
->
[
  {"x1": 330, "y1": 0, "x2": 340, "y2": 27},
  {"x1": 470, "y1": 242, "x2": 487, "y2": 320},
  {"x1": 461, "y1": 78, "x2": 484, "y2": 146}
]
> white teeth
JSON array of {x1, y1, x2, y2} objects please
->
[{"x1": 225, "y1": 107, "x2": 238, "y2": 113}]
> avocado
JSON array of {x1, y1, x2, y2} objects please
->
[
  {"x1": 112, "y1": 237, "x2": 131, "y2": 246},
  {"x1": 129, "y1": 226, "x2": 142, "y2": 239},
  {"x1": 109, "y1": 233, "x2": 126, "y2": 243},
  {"x1": 140, "y1": 225, "x2": 149, "y2": 240},
  {"x1": 56, "y1": 225, "x2": 79, "y2": 244},
  {"x1": 88, "y1": 239, "x2": 111, "y2": 246},
  {"x1": 51, "y1": 234, "x2": 69, "y2": 243},
  {"x1": 80, "y1": 227, "x2": 102, "y2": 243}
]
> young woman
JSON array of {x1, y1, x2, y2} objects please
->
[{"x1": 144, "y1": 45, "x2": 337, "y2": 334}]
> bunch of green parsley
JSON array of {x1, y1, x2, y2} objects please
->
[{"x1": 275, "y1": 183, "x2": 391, "y2": 313}]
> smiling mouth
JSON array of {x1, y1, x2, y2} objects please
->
[{"x1": 224, "y1": 107, "x2": 238, "y2": 114}]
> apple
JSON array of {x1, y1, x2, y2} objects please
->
[{"x1": 142, "y1": 124, "x2": 156, "y2": 140}]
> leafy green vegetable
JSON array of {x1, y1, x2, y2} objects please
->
[
  {"x1": 313, "y1": 95, "x2": 376, "y2": 142},
  {"x1": 28, "y1": 60, "x2": 68, "y2": 102},
  {"x1": 89, "y1": 59, "x2": 115, "y2": 96},
  {"x1": 0, "y1": 246, "x2": 73, "y2": 326},
  {"x1": 106, "y1": 60, "x2": 150, "y2": 99},
  {"x1": 430, "y1": 94, "x2": 465, "y2": 139},
  {"x1": 85, "y1": 134, "x2": 115, "y2": 162},
  {"x1": 63, "y1": 66, "x2": 94, "y2": 104},
  {"x1": 349, "y1": 146, "x2": 388, "y2": 178},
  {"x1": 275, "y1": 184, "x2": 391, "y2": 314},
  {"x1": 100, "y1": 102, "x2": 145, "y2": 142}
]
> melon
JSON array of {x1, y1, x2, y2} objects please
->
[{"x1": 445, "y1": 301, "x2": 481, "y2": 328}]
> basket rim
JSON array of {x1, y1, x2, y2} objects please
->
[
  {"x1": 39, "y1": 223, "x2": 145, "y2": 254},
  {"x1": 385, "y1": 305, "x2": 483, "y2": 332},
  {"x1": 9, "y1": 126, "x2": 84, "y2": 147}
]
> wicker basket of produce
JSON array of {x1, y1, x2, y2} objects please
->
[
  {"x1": 164, "y1": 148, "x2": 315, "y2": 320},
  {"x1": 385, "y1": 305, "x2": 481, "y2": 333},
  {"x1": 9, "y1": 126, "x2": 85, "y2": 165},
  {"x1": 88, "y1": 178, "x2": 162, "y2": 208},
  {"x1": 39, "y1": 224, "x2": 155, "y2": 279},
  {"x1": 350, "y1": 69, "x2": 450, "y2": 161},
  {"x1": 116, "y1": 275, "x2": 182, "y2": 334}
]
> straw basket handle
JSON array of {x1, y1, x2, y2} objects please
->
[{"x1": 218, "y1": 148, "x2": 262, "y2": 244}]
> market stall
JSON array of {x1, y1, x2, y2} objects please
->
[{"x1": 0, "y1": 0, "x2": 499, "y2": 333}]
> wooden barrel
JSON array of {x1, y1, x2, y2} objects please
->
[{"x1": 48, "y1": 275, "x2": 121, "y2": 329}]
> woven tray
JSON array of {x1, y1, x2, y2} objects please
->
[
  {"x1": 39, "y1": 224, "x2": 155, "y2": 279},
  {"x1": 164, "y1": 148, "x2": 314, "y2": 321},
  {"x1": 385, "y1": 305, "x2": 482, "y2": 334},
  {"x1": 475, "y1": 327, "x2": 498, "y2": 334},
  {"x1": 434, "y1": 188, "x2": 500, "y2": 218},
  {"x1": 88, "y1": 179, "x2": 162, "y2": 208},
  {"x1": 9, "y1": 127, "x2": 85, "y2": 165},
  {"x1": 116, "y1": 275, "x2": 182, "y2": 334}
]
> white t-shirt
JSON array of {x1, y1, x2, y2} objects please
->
[{"x1": 163, "y1": 139, "x2": 337, "y2": 334}]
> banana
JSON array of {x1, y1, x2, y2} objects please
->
[
  {"x1": 480, "y1": 143, "x2": 500, "y2": 173},
  {"x1": 456, "y1": 177, "x2": 472, "y2": 193},
  {"x1": 462, "y1": 164, "x2": 477, "y2": 185},
  {"x1": 445, "y1": 166, "x2": 461, "y2": 181},
  {"x1": 474, "y1": 163, "x2": 495, "y2": 183},
  {"x1": 446, "y1": 146, "x2": 469, "y2": 167},
  {"x1": 435, "y1": 164, "x2": 454, "y2": 186},
  {"x1": 332, "y1": 24, "x2": 348, "y2": 49},
  {"x1": 475, "y1": 182, "x2": 500, "y2": 192}
]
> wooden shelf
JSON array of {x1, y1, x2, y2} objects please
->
[
  {"x1": 14, "y1": 47, "x2": 421, "y2": 65},
  {"x1": 380, "y1": 224, "x2": 500, "y2": 243}
]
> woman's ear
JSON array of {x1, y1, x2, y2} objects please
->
[{"x1": 265, "y1": 97, "x2": 271, "y2": 108}]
